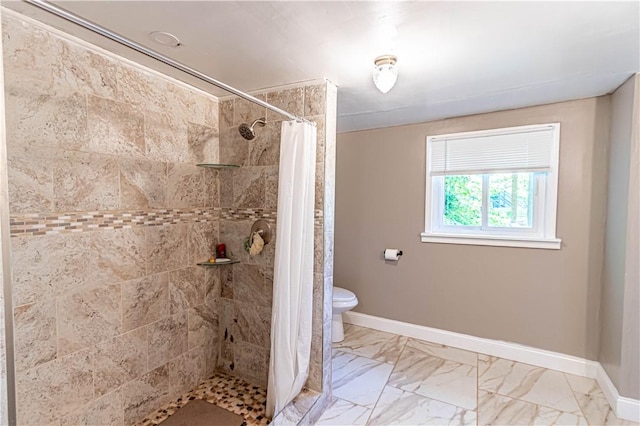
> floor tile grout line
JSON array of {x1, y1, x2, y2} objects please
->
[{"x1": 562, "y1": 371, "x2": 592, "y2": 422}]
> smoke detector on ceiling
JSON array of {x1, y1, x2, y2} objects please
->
[{"x1": 149, "y1": 31, "x2": 181, "y2": 47}]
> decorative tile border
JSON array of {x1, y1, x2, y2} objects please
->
[
  {"x1": 220, "y1": 208, "x2": 278, "y2": 222},
  {"x1": 135, "y1": 371, "x2": 269, "y2": 426},
  {"x1": 9, "y1": 208, "x2": 220, "y2": 237},
  {"x1": 10, "y1": 208, "x2": 323, "y2": 237}
]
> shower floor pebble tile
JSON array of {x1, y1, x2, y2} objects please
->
[
  {"x1": 135, "y1": 371, "x2": 269, "y2": 426},
  {"x1": 316, "y1": 324, "x2": 639, "y2": 426}
]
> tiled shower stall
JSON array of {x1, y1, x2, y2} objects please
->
[{"x1": 0, "y1": 9, "x2": 336, "y2": 425}]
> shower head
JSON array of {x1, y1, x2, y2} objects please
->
[{"x1": 238, "y1": 118, "x2": 266, "y2": 140}]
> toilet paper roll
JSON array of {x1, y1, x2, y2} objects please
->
[{"x1": 384, "y1": 249, "x2": 401, "y2": 261}]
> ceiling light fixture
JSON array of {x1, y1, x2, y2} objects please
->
[
  {"x1": 149, "y1": 31, "x2": 181, "y2": 47},
  {"x1": 372, "y1": 54, "x2": 398, "y2": 94}
]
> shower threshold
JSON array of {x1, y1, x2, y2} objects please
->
[{"x1": 135, "y1": 371, "x2": 269, "y2": 426}]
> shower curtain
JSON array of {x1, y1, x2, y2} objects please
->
[{"x1": 266, "y1": 120, "x2": 317, "y2": 418}]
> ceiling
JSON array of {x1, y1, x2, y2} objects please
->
[{"x1": 4, "y1": 1, "x2": 639, "y2": 133}]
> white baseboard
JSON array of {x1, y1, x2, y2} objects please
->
[
  {"x1": 596, "y1": 363, "x2": 640, "y2": 422},
  {"x1": 343, "y1": 311, "x2": 640, "y2": 422},
  {"x1": 343, "y1": 312, "x2": 598, "y2": 377}
]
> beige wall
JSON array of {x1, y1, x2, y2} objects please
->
[
  {"x1": 335, "y1": 97, "x2": 610, "y2": 359},
  {"x1": 600, "y1": 74, "x2": 640, "y2": 399}
]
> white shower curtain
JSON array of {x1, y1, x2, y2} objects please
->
[{"x1": 266, "y1": 120, "x2": 317, "y2": 418}]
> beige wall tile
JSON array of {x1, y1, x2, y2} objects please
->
[
  {"x1": 175, "y1": 87, "x2": 210, "y2": 126},
  {"x1": 1, "y1": 15, "x2": 57, "y2": 95},
  {"x1": 119, "y1": 158, "x2": 167, "y2": 209},
  {"x1": 55, "y1": 40, "x2": 118, "y2": 99},
  {"x1": 304, "y1": 84, "x2": 327, "y2": 117},
  {"x1": 220, "y1": 266, "x2": 234, "y2": 299},
  {"x1": 219, "y1": 168, "x2": 235, "y2": 208},
  {"x1": 249, "y1": 121, "x2": 281, "y2": 166},
  {"x1": 204, "y1": 98, "x2": 219, "y2": 129},
  {"x1": 314, "y1": 225, "x2": 324, "y2": 275},
  {"x1": 93, "y1": 328, "x2": 148, "y2": 396},
  {"x1": 115, "y1": 63, "x2": 172, "y2": 113},
  {"x1": 315, "y1": 162, "x2": 325, "y2": 211},
  {"x1": 14, "y1": 299, "x2": 56, "y2": 372},
  {"x1": 187, "y1": 122, "x2": 218, "y2": 164},
  {"x1": 233, "y1": 167, "x2": 265, "y2": 208},
  {"x1": 264, "y1": 166, "x2": 279, "y2": 210},
  {"x1": 219, "y1": 220, "x2": 252, "y2": 264},
  {"x1": 220, "y1": 100, "x2": 234, "y2": 129},
  {"x1": 266, "y1": 87, "x2": 304, "y2": 122},
  {"x1": 169, "y1": 266, "x2": 206, "y2": 315},
  {"x1": 122, "y1": 365, "x2": 171, "y2": 425},
  {"x1": 53, "y1": 150, "x2": 119, "y2": 211},
  {"x1": 16, "y1": 349, "x2": 94, "y2": 425},
  {"x1": 234, "y1": 95, "x2": 266, "y2": 127},
  {"x1": 11, "y1": 229, "x2": 146, "y2": 306},
  {"x1": 122, "y1": 273, "x2": 169, "y2": 331},
  {"x1": 146, "y1": 224, "x2": 189, "y2": 274},
  {"x1": 233, "y1": 264, "x2": 272, "y2": 308},
  {"x1": 310, "y1": 114, "x2": 326, "y2": 164},
  {"x1": 204, "y1": 332, "x2": 219, "y2": 378},
  {"x1": 167, "y1": 164, "x2": 205, "y2": 209},
  {"x1": 4, "y1": 92, "x2": 87, "y2": 151},
  {"x1": 306, "y1": 273, "x2": 325, "y2": 392},
  {"x1": 235, "y1": 303, "x2": 271, "y2": 348},
  {"x1": 61, "y1": 388, "x2": 123, "y2": 426},
  {"x1": 57, "y1": 283, "x2": 121, "y2": 356},
  {"x1": 145, "y1": 111, "x2": 189, "y2": 163},
  {"x1": 7, "y1": 145, "x2": 55, "y2": 213},
  {"x1": 204, "y1": 169, "x2": 220, "y2": 208},
  {"x1": 169, "y1": 347, "x2": 205, "y2": 395},
  {"x1": 87, "y1": 95, "x2": 145, "y2": 157},
  {"x1": 205, "y1": 268, "x2": 222, "y2": 302},
  {"x1": 233, "y1": 340, "x2": 268, "y2": 388},
  {"x1": 148, "y1": 312, "x2": 188, "y2": 370},
  {"x1": 217, "y1": 297, "x2": 236, "y2": 370},
  {"x1": 187, "y1": 303, "x2": 217, "y2": 350},
  {"x1": 219, "y1": 127, "x2": 249, "y2": 166},
  {"x1": 187, "y1": 221, "x2": 219, "y2": 265}
]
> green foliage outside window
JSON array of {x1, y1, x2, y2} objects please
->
[
  {"x1": 444, "y1": 173, "x2": 533, "y2": 228},
  {"x1": 444, "y1": 175, "x2": 482, "y2": 226}
]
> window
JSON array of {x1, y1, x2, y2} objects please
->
[{"x1": 422, "y1": 123, "x2": 561, "y2": 249}]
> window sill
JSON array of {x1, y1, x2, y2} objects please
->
[{"x1": 420, "y1": 232, "x2": 562, "y2": 250}]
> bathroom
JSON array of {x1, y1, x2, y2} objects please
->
[{"x1": 0, "y1": 2, "x2": 639, "y2": 426}]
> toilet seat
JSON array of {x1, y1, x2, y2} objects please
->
[{"x1": 333, "y1": 287, "x2": 356, "y2": 303}]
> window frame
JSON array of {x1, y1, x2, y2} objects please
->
[{"x1": 422, "y1": 123, "x2": 562, "y2": 250}]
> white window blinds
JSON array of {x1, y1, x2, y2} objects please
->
[{"x1": 428, "y1": 123, "x2": 559, "y2": 176}]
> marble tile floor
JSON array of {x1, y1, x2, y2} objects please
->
[
  {"x1": 136, "y1": 371, "x2": 269, "y2": 426},
  {"x1": 316, "y1": 324, "x2": 638, "y2": 426}
]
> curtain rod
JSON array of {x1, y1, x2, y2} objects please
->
[{"x1": 24, "y1": 0, "x2": 315, "y2": 125}]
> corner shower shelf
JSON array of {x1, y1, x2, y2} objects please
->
[
  {"x1": 196, "y1": 259, "x2": 240, "y2": 267},
  {"x1": 196, "y1": 163, "x2": 240, "y2": 169}
]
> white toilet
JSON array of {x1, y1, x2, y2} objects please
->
[{"x1": 332, "y1": 287, "x2": 358, "y2": 343}]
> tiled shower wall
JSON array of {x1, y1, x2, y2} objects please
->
[
  {"x1": 2, "y1": 11, "x2": 223, "y2": 425},
  {"x1": 0, "y1": 261, "x2": 7, "y2": 426},
  {"x1": 215, "y1": 81, "x2": 336, "y2": 420}
]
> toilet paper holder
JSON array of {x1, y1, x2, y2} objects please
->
[{"x1": 383, "y1": 249, "x2": 403, "y2": 261}]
